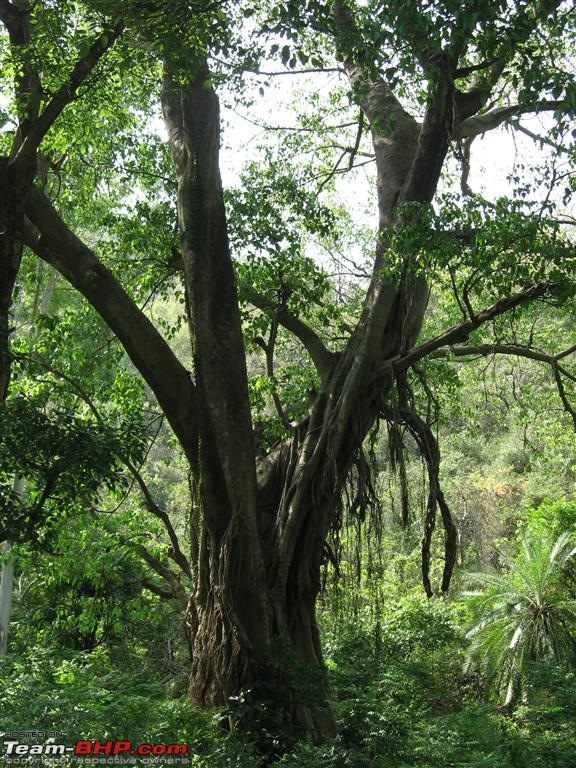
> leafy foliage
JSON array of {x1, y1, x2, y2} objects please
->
[
  {"x1": 0, "y1": 395, "x2": 145, "y2": 543},
  {"x1": 464, "y1": 531, "x2": 576, "y2": 707}
]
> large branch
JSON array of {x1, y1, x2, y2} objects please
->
[
  {"x1": 242, "y1": 284, "x2": 334, "y2": 382},
  {"x1": 332, "y1": 0, "x2": 421, "y2": 227},
  {"x1": 12, "y1": 23, "x2": 124, "y2": 166},
  {"x1": 454, "y1": 0, "x2": 564, "y2": 121},
  {"x1": 399, "y1": 62, "x2": 453, "y2": 206},
  {"x1": 391, "y1": 282, "x2": 555, "y2": 370},
  {"x1": 22, "y1": 186, "x2": 198, "y2": 465},
  {"x1": 431, "y1": 343, "x2": 559, "y2": 365},
  {"x1": 458, "y1": 100, "x2": 567, "y2": 139}
]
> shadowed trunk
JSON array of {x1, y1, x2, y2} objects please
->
[{"x1": 0, "y1": 161, "x2": 25, "y2": 403}]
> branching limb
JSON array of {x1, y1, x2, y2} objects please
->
[
  {"x1": 142, "y1": 580, "x2": 181, "y2": 599},
  {"x1": 92, "y1": 510, "x2": 188, "y2": 604},
  {"x1": 458, "y1": 100, "x2": 566, "y2": 139},
  {"x1": 242, "y1": 283, "x2": 334, "y2": 383},
  {"x1": 348, "y1": 109, "x2": 364, "y2": 170},
  {"x1": 12, "y1": 23, "x2": 124, "y2": 166},
  {"x1": 118, "y1": 534, "x2": 187, "y2": 604},
  {"x1": 511, "y1": 121, "x2": 573, "y2": 156},
  {"x1": 126, "y1": 462, "x2": 192, "y2": 580},
  {"x1": 552, "y1": 363, "x2": 576, "y2": 431},
  {"x1": 431, "y1": 342, "x2": 576, "y2": 429},
  {"x1": 431, "y1": 343, "x2": 563, "y2": 366},
  {"x1": 21, "y1": 187, "x2": 198, "y2": 465},
  {"x1": 254, "y1": 322, "x2": 292, "y2": 431},
  {"x1": 395, "y1": 282, "x2": 554, "y2": 370},
  {"x1": 454, "y1": 58, "x2": 502, "y2": 79},
  {"x1": 331, "y1": 0, "x2": 421, "y2": 226}
]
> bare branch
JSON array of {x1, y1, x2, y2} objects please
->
[
  {"x1": 511, "y1": 121, "x2": 572, "y2": 155},
  {"x1": 390, "y1": 282, "x2": 555, "y2": 371},
  {"x1": 93, "y1": 510, "x2": 187, "y2": 603},
  {"x1": 431, "y1": 343, "x2": 558, "y2": 365},
  {"x1": 431, "y1": 343, "x2": 576, "y2": 381},
  {"x1": 254, "y1": 324, "x2": 292, "y2": 431},
  {"x1": 552, "y1": 364, "x2": 576, "y2": 431},
  {"x1": 127, "y1": 461, "x2": 193, "y2": 580},
  {"x1": 454, "y1": 58, "x2": 502, "y2": 79},
  {"x1": 430, "y1": 341, "x2": 576, "y2": 430},
  {"x1": 123, "y1": 539, "x2": 186, "y2": 603},
  {"x1": 142, "y1": 580, "x2": 181, "y2": 599},
  {"x1": 232, "y1": 110, "x2": 358, "y2": 134},
  {"x1": 556, "y1": 343, "x2": 576, "y2": 362},
  {"x1": 248, "y1": 67, "x2": 343, "y2": 77}
]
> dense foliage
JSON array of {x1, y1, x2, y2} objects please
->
[{"x1": 1, "y1": 0, "x2": 576, "y2": 762}]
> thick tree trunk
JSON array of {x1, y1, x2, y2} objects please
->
[{"x1": 161, "y1": 60, "x2": 343, "y2": 742}]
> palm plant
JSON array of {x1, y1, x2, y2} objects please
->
[{"x1": 464, "y1": 531, "x2": 576, "y2": 708}]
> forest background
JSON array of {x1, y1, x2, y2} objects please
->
[{"x1": 0, "y1": 0, "x2": 575, "y2": 765}]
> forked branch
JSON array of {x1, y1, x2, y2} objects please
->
[
  {"x1": 458, "y1": 100, "x2": 566, "y2": 139},
  {"x1": 11, "y1": 23, "x2": 124, "y2": 165},
  {"x1": 396, "y1": 282, "x2": 554, "y2": 370},
  {"x1": 243, "y1": 283, "x2": 334, "y2": 382}
]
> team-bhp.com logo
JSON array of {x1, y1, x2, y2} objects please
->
[{"x1": 3, "y1": 740, "x2": 187, "y2": 757}]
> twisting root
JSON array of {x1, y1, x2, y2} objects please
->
[{"x1": 392, "y1": 375, "x2": 457, "y2": 595}]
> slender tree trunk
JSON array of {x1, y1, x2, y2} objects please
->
[
  {"x1": 0, "y1": 541, "x2": 13, "y2": 655},
  {"x1": 0, "y1": 162, "x2": 25, "y2": 403},
  {"x1": 0, "y1": 477, "x2": 23, "y2": 656}
]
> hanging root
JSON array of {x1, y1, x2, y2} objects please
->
[
  {"x1": 400, "y1": 406, "x2": 457, "y2": 595},
  {"x1": 389, "y1": 373, "x2": 457, "y2": 595},
  {"x1": 387, "y1": 418, "x2": 410, "y2": 527}
]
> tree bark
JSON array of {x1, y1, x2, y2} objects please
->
[
  {"x1": 160, "y1": 61, "x2": 342, "y2": 740},
  {"x1": 0, "y1": 160, "x2": 26, "y2": 403}
]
